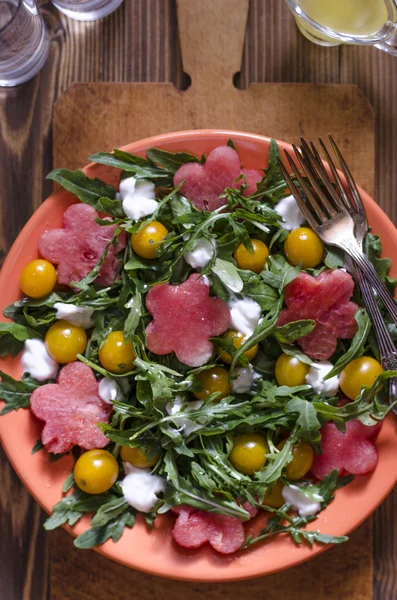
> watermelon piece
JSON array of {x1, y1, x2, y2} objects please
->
[
  {"x1": 173, "y1": 146, "x2": 262, "y2": 211},
  {"x1": 277, "y1": 269, "x2": 358, "y2": 360},
  {"x1": 241, "y1": 168, "x2": 262, "y2": 197},
  {"x1": 30, "y1": 362, "x2": 112, "y2": 454},
  {"x1": 38, "y1": 203, "x2": 126, "y2": 287},
  {"x1": 145, "y1": 273, "x2": 231, "y2": 367},
  {"x1": 311, "y1": 419, "x2": 381, "y2": 480},
  {"x1": 172, "y1": 506, "x2": 245, "y2": 554}
]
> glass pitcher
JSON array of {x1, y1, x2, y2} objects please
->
[{"x1": 285, "y1": 0, "x2": 397, "y2": 55}]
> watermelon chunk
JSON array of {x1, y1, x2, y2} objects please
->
[
  {"x1": 30, "y1": 362, "x2": 112, "y2": 454},
  {"x1": 277, "y1": 269, "x2": 358, "y2": 360},
  {"x1": 38, "y1": 203, "x2": 126, "y2": 287},
  {"x1": 172, "y1": 505, "x2": 245, "y2": 554},
  {"x1": 145, "y1": 273, "x2": 231, "y2": 367},
  {"x1": 173, "y1": 146, "x2": 262, "y2": 211},
  {"x1": 311, "y1": 419, "x2": 381, "y2": 480}
]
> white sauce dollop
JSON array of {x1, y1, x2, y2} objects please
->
[
  {"x1": 166, "y1": 396, "x2": 203, "y2": 435},
  {"x1": 282, "y1": 484, "x2": 322, "y2": 517},
  {"x1": 21, "y1": 339, "x2": 58, "y2": 381},
  {"x1": 275, "y1": 195, "x2": 305, "y2": 230},
  {"x1": 120, "y1": 463, "x2": 166, "y2": 513},
  {"x1": 98, "y1": 377, "x2": 122, "y2": 404},
  {"x1": 229, "y1": 297, "x2": 262, "y2": 337},
  {"x1": 305, "y1": 361, "x2": 339, "y2": 397},
  {"x1": 184, "y1": 238, "x2": 216, "y2": 269},
  {"x1": 53, "y1": 303, "x2": 94, "y2": 329},
  {"x1": 118, "y1": 177, "x2": 158, "y2": 220}
]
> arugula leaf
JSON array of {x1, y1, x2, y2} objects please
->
[
  {"x1": 74, "y1": 510, "x2": 135, "y2": 549},
  {"x1": 324, "y1": 247, "x2": 345, "y2": 269},
  {"x1": 46, "y1": 169, "x2": 124, "y2": 217},
  {"x1": 31, "y1": 439, "x2": 44, "y2": 454},
  {"x1": 324, "y1": 309, "x2": 371, "y2": 379},
  {"x1": 364, "y1": 233, "x2": 394, "y2": 283},
  {"x1": 230, "y1": 298, "x2": 283, "y2": 371},
  {"x1": 211, "y1": 258, "x2": 243, "y2": 293},
  {"x1": 275, "y1": 320, "x2": 316, "y2": 344},
  {"x1": 90, "y1": 496, "x2": 129, "y2": 527},
  {"x1": 162, "y1": 452, "x2": 249, "y2": 519},
  {"x1": 0, "y1": 371, "x2": 42, "y2": 415},
  {"x1": 285, "y1": 398, "x2": 321, "y2": 443},
  {"x1": 146, "y1": 148, "x2": 200, "y2": 173},
  {"x1": 314, "y1": 370, "x2": 397, "y2": 426},
  {"x1": 89, "y1": 149, "x2": 154, "y2": 169},
  {"x1": 0, "y1": 323, "x2": 40, "y2": 357},
  {"x1": 123, "y1": 291, "x2": 142, "y2": 342},
  {"x1": 43, "y1": 490, "x2": 101, "y2": 530},
  {"x1": 263, "y1": 256, "x2": 300, "y2": 292},
  {"x1": 239, "y1": 270, "x2": 279, "y2": 310}
]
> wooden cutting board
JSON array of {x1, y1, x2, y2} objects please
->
[{"x1": 51, "y1": 0, "x2": 375, "y2": 597}]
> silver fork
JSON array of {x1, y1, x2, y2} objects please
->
[
  {"x1": 279, "y1": 136, "x2": 397, "y2": 410},
  {"x1": 278, "y1": 138, "x2": 397, "y2": 326}
]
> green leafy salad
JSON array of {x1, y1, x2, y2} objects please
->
[{"x1": 0, "y1": 139, "x2": 396, "y2": 554}]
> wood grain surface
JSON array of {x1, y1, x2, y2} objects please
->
[{"x1": 0, "y1": 1, "x2": 396, "y2": 598}]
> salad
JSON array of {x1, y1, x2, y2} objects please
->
[{"x1": 0, "y1": 138, "x2": 396, "y2": 555}]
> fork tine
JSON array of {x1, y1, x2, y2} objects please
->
[
  {"x1": 328, "y1": 134, "x2": 366, "y2": 215},
  {"x1": 277, "y1": 158, "x2": 321, "y2": 231},
  {"x1": 317, "y1": 138, "x2": 352, "y2": 213},
  {"x1": 301, "y1": 138, "x2": 346, "y2": 213},
  {"x1": 298, "y1": 140, "x2": 338, "y2": 218},
  {"x1": 289, "y1": 145, "x2": 328, "y2": 223}
]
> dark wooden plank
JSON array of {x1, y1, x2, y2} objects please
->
[
  {"x1": 0, "y1": 447, "x2": 50, "y2": 600},
  {"x1": 0, "y1": 0, "x2": 396, "y2": 597}
]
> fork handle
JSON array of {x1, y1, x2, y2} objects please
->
[
  {"x1": 341, "y1": 241, "x2": 397, "y2": 326},
  {"x1": 355, "y1": 267, "x2": 397, "y2": 415}
]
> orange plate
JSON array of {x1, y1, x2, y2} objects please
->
[{"x1": 1, "y1": 130, "x2": 397, "y2": 582}]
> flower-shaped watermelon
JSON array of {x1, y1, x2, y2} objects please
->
[
  {"x1": 145, "y1": 273, "x2": 231, "y2": 367},
  {"x1": 171, "y1": 505, "x2": 245, "y2": 554},
  {"x1": 30, "y1": 362, "x2": 112, "y2": 454},
  {"x1": 311, "y1": 420, "x2": 381, "y2": 480},
  {"x1": 173, "y1": 146, "x2": 262, "y2": 211},
  {"x1": 277, "y1": 269, "x2": 358, "y2": 360},
  {"x1": 38, "y1": 203, "x2": 126, "y2": 287}
]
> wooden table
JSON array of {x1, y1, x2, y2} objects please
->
[{"x1": 0, "y1": 1, "x2": 396, "y2": 598}]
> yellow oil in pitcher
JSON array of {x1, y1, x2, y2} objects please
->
[{"x1": 296, "y1": 0, "x2": 388, "y2": 44}]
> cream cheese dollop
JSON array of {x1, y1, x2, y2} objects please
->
[
  {"x1": 183, "y1": 238, "x2": 216, "y2": 269},
  {"x1": 53, "y1": 303, "x2": 94, "y2": 329},
  {"x1": 305, "y1": 361, "x2": 339, "y2": 397},
  {"x1": 275, "y1": 195, "x2": 305, "y2": 230},
  {"x1": 118, "y1": 177, "x2": 158, "y2": 220},
  {"x1": 282, "y1": 484, "x2": 322, "y2": 517},
  {"x1": 229, "y1": 297, "x2": 262, "y2": 337},
  {"x1": 21, "y1": 339, "x2": 58, "y2": 381},
  {"x1": 120, "y1": 463, "x2": 166, "y2": 512}
]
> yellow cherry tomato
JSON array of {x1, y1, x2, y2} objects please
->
[
  {"x1": 45, "y1": 320, "x2": 87, "y2": 363},
  {"x1": 20, "y1": 259, "x2": 57, "y2": 299},
  {"x1": 229, "y1": 433, "x2": 267, "y2": 475},
  {"x1": 120, "y1": 444, "x2": 160, "y2": 469},
  {"x1": 98, "y1": 331, "x2": 136, "y2": 374},
  {"x1": 278, "y1": 440, "x2": 314, "y2": 480},
  {"x1": 339, "y1": 356, "x2": 383, "y2": 400},
  {"x1": 263, "y1": 480, "x2": 285, "y2": 509},
  {"x1": 74, "y1": 449, "x2": 119, "y2": 494},
  {"x1": 275, "y1": 353, "x2": 310, "y2": 387},
  {"x1": 234, "y1": 239, "x2": 269, "y2": 274},
  {"x1": 217, "y1": 330, "x2": 258, "y2": 365},
  {"x1": 284, "y1": 227, "x2": 324, "y2": 269},
  {"x1": 131, "y1": 221, "x2": 169, "y2": 259},
  {"x1": 194, "y1": 366, "x2": 232, "y2": 401}
]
